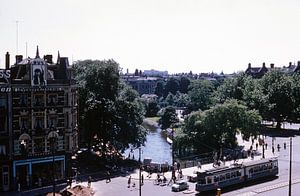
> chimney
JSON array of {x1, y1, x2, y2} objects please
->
[
  {"x1": 248, "y1": 63, "x2": 251, "y2": 68},
  {"x1": 289, "y1": 62, "x2": 292, "y2": 67},
  {"x1": 15, "y1": 55, "x2": 23, "y2": 64},
  {"x1": 270, "y1": 63, "x2": 274, "y2": 69},
  {"x1": 262, "y1": 62, "x2": 266, "y2": 67},
  {"x1": 5, "y1": 52, "x2": 10, "y2": 69},
  {"x1": 44, "y1": 55, "x2": 53, "y2": 64}
]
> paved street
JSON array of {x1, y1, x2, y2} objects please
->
[{"x1": 4, "y1": 125, "x2": 300, "y2": 196}]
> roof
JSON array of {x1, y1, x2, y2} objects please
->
[{"x1": 242, "y1": 157, "x2": 278, "y2": 167}]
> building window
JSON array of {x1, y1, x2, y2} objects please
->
[
  {"x1": 19, "y1": 117, "x2": 29, "y2": 132},
  {"x1": 0, "y1": 145, "x2": 6, "y2": 156},
  {"x1": 48, "y1": 115, "x2": 58, "y2": 128},
  {"x1": 3, "y1": 166, "x2": 9, "y2": 186},
  {"x1": 34, "y1": 138, "x2": 44, "y2": 154},
  {"x1": 34, "y1": 94, "x2": 44, "y2": 107},
  {"x1": 20, "y1": 140, "x2": 29, "y2": 155},
  {"x1": 20, "y1": 94, "x2": 28, "y2": 107},
  {"x1": 48, "y1": 94, "x2": 57, "y2": 106},
  {"x1": 0, "y1": 96, "x2": 7, "y2": 133},
  {"x1": 34, "y1": 112, "x2": 44, "y2": 131}
]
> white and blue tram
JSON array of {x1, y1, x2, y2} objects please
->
[{"x1": 195, "y1": 157, "x2": 278, "y2": 192}]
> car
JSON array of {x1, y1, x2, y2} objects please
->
[{"x1": 171, "y1": 180, "x2": 189, "y2": 192}]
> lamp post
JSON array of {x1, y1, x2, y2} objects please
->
[
  {"x1": 288, "y1": 137, "x2": 292, "y2": 196},
  {"x1": 48, "y1": 130, "x2": 59, "y2": 196},
  {"x1": 139, "y1": 147, "x2": 142, "y2": 196}
]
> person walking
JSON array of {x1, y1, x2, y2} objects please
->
[
  {"x1": 277, "y1": 144, "x2": 280, "y2": 152},
  {"x1": 197, "y1": 161, "x2": 202, "y2": 170},
  {"x1": 284, "y1": 142, "x2": 286, "y2": 150},
  {"x1": 106, "y1": 171, "x2": 111, "y2": 183},
  {"x1": 88, "y1": 176, "x2": 92, "y2": 188},
  {"x1": 128, "y1": 176, "x2": 131, "y2": 188},
  {"x1": 141, "y1": 174, "x2": 144, "y2": 185},
  {"x1": 272, "y1": 146, "x2": 275, "y2": 154}
]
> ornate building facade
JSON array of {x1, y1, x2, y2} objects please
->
[{"x1": 0, "y1": 47, "x2": 78, "y2": 191}]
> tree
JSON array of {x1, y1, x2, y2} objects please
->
[
  {"x1": 164, "y1": 77, "x2": 180, "y2": 97},
  {"x1": 176, "y1": 100, "x2": 261, "y2": 154},
  {"x1": 214, "y1": 73, "x2": 250, "y2": 103},
  {"x1": 179, "y1": 76, "x2": 190, "y2": 93},
  {"x1": 159, "y1": 106, "x2": 179, "y2": 129},
  {"x1": 74, "y1": 59, "x2": 146, "y2": 152},
  {"x1": 154, "y1": 80, "x2": 165, "y2": 97},
  {"x1": 188, "y1": 80, "x2": 215, "y2": 111},
  {"x1": 291, "y1": 73, "x2": 300, "y2": 122},
  {"x1": 260, "y1": 70, "x2": 294, "y2": 128}
]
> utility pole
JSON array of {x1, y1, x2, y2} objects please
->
[
  {"x1": 139, "y1": 147, "x2": 142, "y2": 196},
  {"x1": 288, "y1": 137, "x2": 292, "y2": 196}
]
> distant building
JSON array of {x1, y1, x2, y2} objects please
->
[
  {"x1": 245, "y1": 62, "x2": 269, "y2": 78},
  {"x1": 245, "y1": 61, "x2": 300, "y2": 78},
  {"x1": 121, "y1": 75, "x2": 158, "y2": 95},
  {"x1": 143, "y1": 69, "x2": 168, "y2": 77},
  {"x1": 0, "y1": 47, "x2": 78, "y2": 191}
]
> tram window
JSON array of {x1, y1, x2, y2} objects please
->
[
  {"x1": 214, "y1": 176, "x2": 219, "y2": 182},
  {"x1": 226, "y1": 173, "x2": 231, "y2": 179},
  {"x1": 259, "y1": 166, "x2": 263, "y2": 171},
  {"x1": 231, "y1": 172, "x2": 236, "y2": 178},
  {"x1": 199, "y1": 178, "x2": 206, "y2": 184},
  {"x1": 267, "y1": 164, "x2": 271, "y2": 169},
  {"x1": 207, "y1": 177, "x2": 212, "y2": 184},
  {"x1": 249, "y1": 168, "x2": 253, "y2": 174},
  {"x1": 220, "y1": 174, "x2": 225, "y2": 181},
  {"x1": 263, "y1": 165, "x2": 267, "y2": 170},
  {"x1": 199, "y1": 179, "x2": 206, "y2": 185},
  {"x1": 237, "y1": 171, "x2": 241, "y2": 176}
]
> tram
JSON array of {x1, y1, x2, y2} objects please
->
[{"x1": 195, "y1": 157, "x2": 278, "y2": 192}]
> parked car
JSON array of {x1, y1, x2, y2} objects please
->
[{"x1": 171, "y1": 180, "x2": 189, "y2": 192}]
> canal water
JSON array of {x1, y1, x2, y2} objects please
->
[{"x1": 124, "y1": 128, "x2": 172, "y2": 165}]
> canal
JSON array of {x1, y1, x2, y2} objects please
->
[{"x1": 124, "y1": 124, "x2": 172, "y2": 165}]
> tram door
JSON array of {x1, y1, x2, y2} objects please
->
[{"x1": 2, "y1": 166, "x2": 9, "y2": 191}]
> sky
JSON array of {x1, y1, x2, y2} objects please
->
[{"x1": 1, "y1": 0, "x2": 300, "y2": 74}]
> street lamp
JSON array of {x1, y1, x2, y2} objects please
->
[
  {"x1": 288, "y1": 137, "x2": 292, "y2": 196},
  {"x1": 48, "y1": 130, "x2": 59, "y2": 196}
]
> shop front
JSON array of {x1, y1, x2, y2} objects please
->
[{"x1": 13, "y1": 155, "x2": 65, "y2": 190}]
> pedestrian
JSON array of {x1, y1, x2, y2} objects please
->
[
  {"x1": 256, "y1": 142, "x2": 258, "y2": 150},
  {"x1": 272, "y1": 146, "x2": 275, "y2": 154},
  {"x1": 106, "y1": 171, "x2": 111, "y2": 183},
  {"x1": 16, "y1": 177, "x2": 20, "y2": 192},
  {"x1": 128, "y1": 176, "x2": 131, "y2": 188},
  {"x1": 197, "y1": 161, "x2": 202, "y2": 170},
  {"x1": 284, "y1": 142, "x2": 286, "y2": 150},
  {"x1": 252, "y1": 138, "x2": 254, "y2": 145},
  {"x1": 141, "y1": 174, "x2": 144, "y2": 185},
  {"x1": 68, "y1": 177, "x2": 72, "y2": 188},
  {"x1": 277, "y1": 144, "x2": 280, "y2": 152},
  {"x1": 177, "y1": 162, "x2": 181, "y2": 172},
  {"x1": 88, "y1": 176, "x2": 92, "y2": 188},
  {"x1": 265, "y1": 143, "x2": 268, "y2": 150}
]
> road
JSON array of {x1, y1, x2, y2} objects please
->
[{"x1": 5, "y1": 127, "x2": 300, "y2": 196}]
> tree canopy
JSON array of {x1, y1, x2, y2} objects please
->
[
  {"x1": 174, "y1": 100, "x2": 261, "y2": 154},
  {"x1": 74, "y1": 59, "x2": 146, "y2": 152}
]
